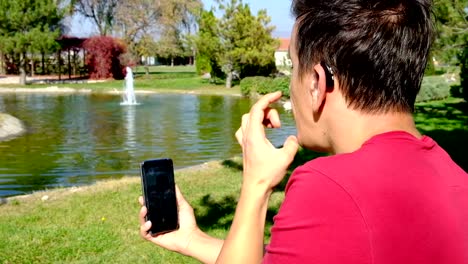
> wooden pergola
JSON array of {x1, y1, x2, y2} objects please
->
[{"x1": 57, "y1": 36, "x2": 88, "y2": 80}]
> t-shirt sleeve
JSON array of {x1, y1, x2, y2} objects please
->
[{"x1": 263, "y1": 166, "x2": 372, "y2": 264}]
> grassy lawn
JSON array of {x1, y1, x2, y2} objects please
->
[
  {"x1": 414, "y1": 97, "x2": 468, "y2": 171},
  {"x1": 0, "y1": 95, "x2": 467, "y2": 263},
  {"x1": 0, "y1": 66, "x2": 241, "y2": 96}
]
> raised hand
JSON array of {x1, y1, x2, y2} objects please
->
[{"x1": 235, "y1": 91, "x2": 299, "y2": 191}]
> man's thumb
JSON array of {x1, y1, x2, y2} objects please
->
[{"x1": 282, "y1": 135, "x2": 299, "y2": 157}]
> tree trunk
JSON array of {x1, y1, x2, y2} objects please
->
[
  {"x1": 192, "y1": 48, "x2": 196, "y2": 66},
  {"x1": 57, "y1": 51, "x2": 62, "y2": 81},
  {"x1": 73, "y1": 49, "x2": 77, "y2": 76},
  {"x1": 41, "y1": 52, "x2": 45, "y2": 75},
  {"x1": 171, "y1": 57, "x2": 174, "y2": 67},
  {"x1": 226, "y1": 71, "x2": 233, "y2": 89},
  {"x1": 68, "y1": 48, "x2": 72, "y2": 79},
  {"x1": 82, "y1": 49, "x2": 86, "y2": 77},
  {"x1": 145, "y1": 65, "x2": 149, "y2": 75},
  {"x1": 31, "y1": 56, "x2": 35, "y2": 77},
  {"x1": 19, "y1": 53, "x2": 26, "y2": 85},
  {"x1": 0, "y1": 51, "x2": 5, "y2": 75}
]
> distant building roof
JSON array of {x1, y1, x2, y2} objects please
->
[
  {"x1": 277, "y1": 38, "x2": 290, "y2": 52},
  {"x1": 57, "y1": 35, "x2": 88, "y2": 50}
]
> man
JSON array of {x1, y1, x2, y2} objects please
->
[{"x1": 139, "y1": 0, "x2": 468, "y2": 263}]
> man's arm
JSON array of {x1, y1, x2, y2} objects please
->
[{"x1": 216, "y1": 92, "x2": 299, "y2": 263}]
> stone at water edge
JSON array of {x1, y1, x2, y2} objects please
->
[{"x1": 0, "y1": 113, "x2": 26, "y2": 141}]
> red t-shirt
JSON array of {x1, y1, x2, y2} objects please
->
[{"x1": 264, "y1": 131, "x2": 468, "y2": 264}]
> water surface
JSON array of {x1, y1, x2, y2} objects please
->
[{"x1": 0, "y1": 93, "x2": 296, "y2": 197}]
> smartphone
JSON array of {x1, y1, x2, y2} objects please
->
[{"x1": 140, "y1": 158, "x2": 179, "y2": 235}]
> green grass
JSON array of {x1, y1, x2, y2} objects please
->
[
  {"x1": 0, "y1": 98, "x2": 467, "y2": 263},
  {"x1": 0, "y1": 66, "x2": 241, "y2": 96},
  {"x1": 414, "y1": 97, "x2": 468, "y2": 171},
  {"x1": 0, "y1": 161, "x2": 248, "y2": 264}
]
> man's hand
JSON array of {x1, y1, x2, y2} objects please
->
[
  {"x1": 139, "y1": 185, "x2": 224, "y2": 264},
  {"x1": 139, "y1": 185, "x2": 199, "y2": 254},
  {"x1": 235, "y1": 91, "x2": 299, "y2": 191}
]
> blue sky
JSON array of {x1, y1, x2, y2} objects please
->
[{"x1": 69, "y1": 0, "x2": 294, "y2": 38}]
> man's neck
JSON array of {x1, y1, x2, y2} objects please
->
[{"x1": 327, "y1": 110, "x2": 421, "y2": 155}]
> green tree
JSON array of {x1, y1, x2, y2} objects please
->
[
  {"x1": 136, "y1": 34, "x2": 157, "y2": 75},
  {"x1": 114, "y1": 0, "x2": 201, "y2": 68},
  {"x1": 199, "y1": 0, "x2": 278, "y2": 88},
  {"x1": 432, "y1": 0, "x2": 467, "y2": 64},
  {"x1": 195, "y1": 10, "x2": 222, "y2": 76},
  {"x1": 461, "y1": 46, "x2": 468, "y2": 101},
  {"x1": 156, "y1": 0, "x2": 202, "y2": 65},
  {"x1": 156, "y1": 27, "x2": 185, "y2": 67},
  {"x1": 0, "y1": 0, "x2": 64, "y2": 84}
]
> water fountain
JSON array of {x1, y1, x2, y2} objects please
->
[{"x1": 121, "y1": 67, "x2": 138, "y2": 105}]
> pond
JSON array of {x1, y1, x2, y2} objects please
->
[{"x1": 0, "y1": 93, "x2": 296, "y2": 197}]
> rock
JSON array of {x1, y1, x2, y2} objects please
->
[
  {"x1": 41, "y1": 195, "x2": 49, "y2": 201},
  {"x1": 0, "y1": 113, "x2": 26, "y2": 141},
  {"x1": 201, "y1": 72, "x2": 211, "y2": 79}
]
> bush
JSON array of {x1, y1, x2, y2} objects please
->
[
  {"x1": 195, "y1": 55, "x2": 211, "y2": 75},
  {"x1": 416, "y1": 76, "x2": 451, "y2": 102},
  {"x1": 424, "y1": 59, "x2": 436, "y2": 76},
  {"x1": 240, "y1": 76, "x2": 291, "y2": 97},
  {"x1": 460, "y1": 46, "x2": 468, "y2": 102},
  {"x1": 239, "y1": 60, "x2": 277, "y2": 79},
  {"x1": 241, "y1": 75, "x2": 451, "y2": 102},
  {"x1": 83, "y1": 36, "x2": 127, "y2": 80}
]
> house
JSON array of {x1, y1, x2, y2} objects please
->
[{"x1": 275, "y1": 38, "x2": 292, "y2": 67}]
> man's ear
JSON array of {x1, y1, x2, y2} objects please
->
[{"x1": 309, "y1": 63, "x2": 328, "y2": 112}]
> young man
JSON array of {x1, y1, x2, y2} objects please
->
[{"x1": 139, "y1": 0, "x2": 468, "y2": 263}]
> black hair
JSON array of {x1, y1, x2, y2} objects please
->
[{"x1": 292, "y1": 0, "x2": 434, "y2": 113}]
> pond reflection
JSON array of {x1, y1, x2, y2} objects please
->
[{"x1": 0, "y1": 93, "x2": 296, "y2": 197}]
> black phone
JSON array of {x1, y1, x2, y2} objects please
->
[{"x1": 140, "y1": 158, "x2": 179, "y2": 235}]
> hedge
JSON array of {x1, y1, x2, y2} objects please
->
[
  {"x1": 416, "y1": 76, "x2": 452, "y2": 102},
  {"x1": 240, "y1": 76, "x2": 290, "y2": 97},
  {"x1": 460, "y1": 46, "x2": 468, "y2": 102},
  {"x1": 240, "y1": 75, "x2": 451, "y2": 102}
]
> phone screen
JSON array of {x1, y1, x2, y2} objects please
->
[{"x1": 141, "y1": 158, "x2": 179, "y2": 235}]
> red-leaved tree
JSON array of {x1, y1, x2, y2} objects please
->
[{"x1": 83, "y1": 36, "x2": 127, "y2": 80}]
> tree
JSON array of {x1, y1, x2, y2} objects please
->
[
  {"x1": 156, "y1": 0, "x2": 202, "y2": 65},
  {"x1": 115, "y1": 0, "x2": 160, "y2": 44},
  {"x1": 197, "y1": 0, "x2": 278, "y2": 88},
  {"x1": 135, "y1": 34, "x2": 157, "y2": 75},
  {"x1": 83, "y1": 36, "x2": 126, "y2": 79},
  {"x1": 113, "y1": 0, "x2": 201, "y2": 68},
  {"x1": 72, "y1": 0, "x2": 121, "y2": 36},
  {"x1": 461, "y1": 46, "x2": 468, "y2": 102},
  {"x1": 432, "y1": 0, "x2": 467, "y2": 64},
  {"x1": 0, "y1": 0, "x2": 64, "y2": 84},
  {"x1": 432, "y1": 0, "x2": 467, "y2": 99},
  {"x1": 195, "y1": 10, "x2": 222, "y2": 76},
  {"x1": 155, "y1": 27, "x2": 185, "y2": 67}
]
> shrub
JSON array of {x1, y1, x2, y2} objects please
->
[
  {"x1": 240, "y1": 76, "x2": 291, "y2": 97},
  {"x1": 83, "y1": 36, "x2": 127, "y2": 80},
  {"x1": 241, "y1": 75, "x2": 452, "y2": 102},
  {"x1": 240, "y1": 77, "x2": 256, "y2": 96},
  {"x1": 460, "y1": 46, "x2": 468, "y2": 102},
  {"x1": 424, "y1": 59, "x2": 436, "y2": 76},
  {"x1": 416, "y1": 76, "x2": 451, "y2": 102},
  {"x1": 271, "y1": 77, "x2": 290, "y2": 97},
  {"x1": 195, "y1": 55, "x2": 211, "y2": 75}
]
